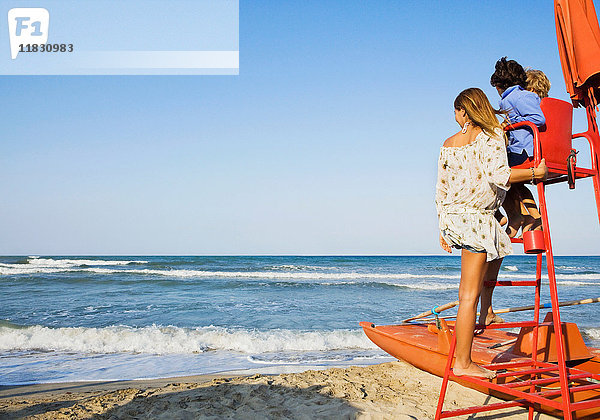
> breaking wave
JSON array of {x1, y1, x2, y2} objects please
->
[
  {"x1": 0, "y1": 324, "x2": 376, "y2": 355},
  {"x1": 582, "y1": 327, "x2": 600, "y2": 341}
]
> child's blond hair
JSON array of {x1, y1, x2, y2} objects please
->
[{"x1": 526, "y1": 69, "x2": 551, "y2": 98}]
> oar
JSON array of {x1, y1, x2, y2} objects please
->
[
  {"x1": 402, "y1": 300, "x2": 459, "y2": 323},
  {"x1": 419, "y1": 297, "x2": 600, "y2": 322},
  {"x1": 489, "y1": 297, "x2": 600, "y2": 316}
]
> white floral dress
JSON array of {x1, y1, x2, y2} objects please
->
[{"x1": 435, "y1": 129, "x2": 513, "y2": 261}]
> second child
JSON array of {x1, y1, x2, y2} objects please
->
[{"x1": 526, "y1": 69, "x2": 551, "y2": 99}]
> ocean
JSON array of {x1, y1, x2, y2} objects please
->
[{"x1": 1, "y1": 255, "x2": 599, "y2": 385}]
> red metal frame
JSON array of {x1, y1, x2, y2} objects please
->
[{"x1": 434, "y1": 102, "x2": 600, "y2": 420}]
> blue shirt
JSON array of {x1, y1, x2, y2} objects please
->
[{"x1": 499, "y1": 85, "x2": 545, "y2": 157}]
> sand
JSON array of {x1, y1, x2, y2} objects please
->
[{"x1": 0, "y1": 361, "x2": 557, "y2": 419}]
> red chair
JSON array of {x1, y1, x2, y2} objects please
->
[{"x1": 506, "y1": 97, "x2": 600, "y2": 224}]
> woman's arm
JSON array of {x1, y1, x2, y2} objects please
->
[
  {"x1": 439, "y1": 234, "x2": 452, "y2": 253},
  {"x1": 435, "y1": 151, "x2": 452, "y2": 253},
  {"x1": 435, "y1": 152, "x2": 449, "y2": 215},
  {"x1": 508, "y1": 158, "x2": 548, "y2": 183}
]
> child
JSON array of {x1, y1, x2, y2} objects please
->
[
  {"x1": 517, "y1": 69, "x2": 552, "y2": 230},
  {"x1": 436, "y1": 87, "x2": 547, "y2": 378},
  {"x1": 490, "y1": 57, "x2": 546, "y2": 238},
  {"x1": 526, "y1": 69, "x2": 551, "y2": 98}
]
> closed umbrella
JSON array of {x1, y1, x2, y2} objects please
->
[
  {"x1": 555, "y1": 0, "x2": 600, "y2": 223},
  {"x1": 555, "y1": 0, "x2": 600, "y2": 107},
  {"x1": 554, "y1": 0, "x2": 600, "y2": 202}
]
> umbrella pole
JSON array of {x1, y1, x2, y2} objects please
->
[{"x1": 585, "y1": 89, "x2": 600, "y2": 225}]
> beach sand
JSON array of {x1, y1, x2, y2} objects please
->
[{"x1": 0, "y1": 360, "x2": 556, "y2": 419}]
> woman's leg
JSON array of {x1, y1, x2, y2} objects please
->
[
  {"x1": 503, "y1": 187, "x2": 523, "y2": 238},
  {"x1": 453, "y1": 249, "x2": 496, "y2": 379},
  {"x1": 478, "y1": 258, "x2": 504, "y2": 326},
  {"x1": 494, "y1": 210, "x2": 507, "y2": 226},
  {"x1": 518, "y1": 185, "x2": 542, "y2": 232}
]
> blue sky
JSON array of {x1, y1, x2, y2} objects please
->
[{"x1": 2, "y1": 0, "x2": 599, "y2": 255}]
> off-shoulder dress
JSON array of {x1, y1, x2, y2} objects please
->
[{"x1": 435, "y1": 129, "x2": 513, "y2": 262}]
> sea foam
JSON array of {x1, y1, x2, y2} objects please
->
[
  {"x1": 0, "y1": 324, "x2": 376, "y2": 355},
  {"x1": 583, "y1": 327, "x2": 600, "y2": 341},
  {"x1": 26, "y1": 257, "x2": 148, "y2": 267},
  {"x1": 2, "y1": 322, "x2": 596, "y2": 357}
]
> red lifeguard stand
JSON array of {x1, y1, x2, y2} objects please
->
[
  {"x1": 434, "y1": 97, "x2": 600, "y2": 420},
  {"x1": 435, "y1": 0, "x2": 600, "y2": 416}
]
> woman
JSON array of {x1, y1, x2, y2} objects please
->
[{"x1": 436, "y1": 88, "x2": 548, "y2": 378}]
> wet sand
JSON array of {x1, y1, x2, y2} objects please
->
[{"x1": 0, "y1": 361, "x2": 556, "y2": 419}]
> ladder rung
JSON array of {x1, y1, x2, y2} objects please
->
[
  {"x1": 531, "y1": 360, "x2": 598, "y2": 376},
  {"x1": 565, "y1": 366, "x2": 600, "y2": 381},
  {"x1": 484, "y1": 360, "x2": 535, "y2": 371},
  {"x1": 484, "y1": 358, "x2": 552, "y2": 373},
  {"x1": 449, "y1": 374, "x2": 563, "y2": 410},
  {"x1": 484, "y1": 280, "x2": 539, "y2": 287},
  {"x1": 566, "y1": 372, "x2": 600, "y2": 382},
  {"x1": 439, "y1": 399, "x2": 527, "y2": 418},
  {"x1": 535, "y1": 360, "x2": 563, "y2": 369},
  {"x1": 538, "y1": 382, "x2": 600, "y2": 397},
  {"x1": 496, "y1": 366, "x2": 558, "y2": 379},
  {"x1": 479, "y1": 321, "x2": 537, "y2": 330},
  {"x1": 510, "y1": 237, "x2": 524, "y2": 244},
  {"x1": 504, "y1": 372, "x2": 593, "y2": 388},
  {"x1": 570, "y1": 397, "x2": 600, "y2": 411}
]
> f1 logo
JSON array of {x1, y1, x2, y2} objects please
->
[{"x1": 8, "y1": 8, "x2": 49, "y2": 59}]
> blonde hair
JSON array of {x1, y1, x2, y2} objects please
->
[
  {"x1": 453, "y1": 88, "x2": 506, "y2": 136},
  {"x1": 526, "y1": 69, "x2": 551, "y2": 98}
]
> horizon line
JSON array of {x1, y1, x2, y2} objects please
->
[{"x1": 4, "y1": 254, "x2": 600, "y2": 257}]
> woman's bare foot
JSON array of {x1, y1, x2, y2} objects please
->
[
  {"x1": 482, "y1": 313, "x2": 505, "y2": 325},
  {"x1": 453, "y1": 362, "x2": 497, "y2": 379}
]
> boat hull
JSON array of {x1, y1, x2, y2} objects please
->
[{"x1": 360, "y1": 321, "x2": 600, "y2": 418}]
